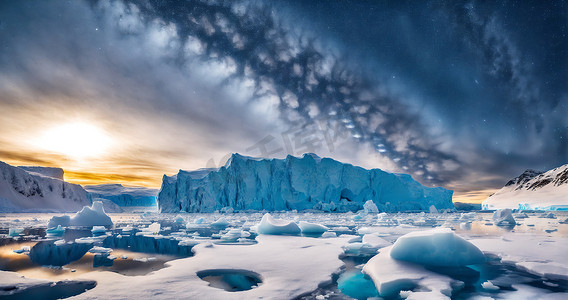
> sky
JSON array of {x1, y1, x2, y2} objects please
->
[{"x1": 0, "y1": 0, "x2": 566, "y2": 203}]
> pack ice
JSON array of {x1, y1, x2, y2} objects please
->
[{"x1": 158, "y1": 153, "x2": 453, "y2": 213}]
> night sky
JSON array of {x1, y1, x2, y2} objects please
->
[{"x1": 0, "y1": 0, "x2": 566, "y2": 202}]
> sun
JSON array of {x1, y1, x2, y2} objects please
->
[{"x1": 36, "y1": 122, "x2": 113, "y2": 160}]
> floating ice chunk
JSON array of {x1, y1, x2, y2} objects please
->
[
  {"x1": 147, "y1": 222, "x2": 161, "y2": 234},
  {"x1": 321, "y1": 231, "x2": 337, "y2": 238},
  {"x1": 29, "y1": 241, "x2": 91, "y2": 266},
  {"x1": 211, "y1": 218, "x2": 230, "y2": 228},
  {"x1": 91, "y1": 226, "x2": 107, "y2": 234},
  {"x1": 48, "y1": 201, "x2": 112, "y2": 228},
  {"x1": 514, "y1": 212, "x2": 529, "y2": 219},
  {"x1": 173, "y1": 216, "x2": 185, "y2": 224},
  {"x1": 362, "y1": 234, "x2": 391, "y2": 249},
  {"x1": 342, "y1": 242, "x2": 378, "y2": 256},
  {"x1": 220, "y1": 207, "x2": 234, "y2": 213},
  {"x1": 363, "y1": 200, "x2": 379, "y2": 213},
  {"x1": 13, "y1": 245, "x2": 31, "y2": 254},
  {"x1": 539, "y1": 212, "x2": 556, "y2": 219},
  {"x1": 493, "y1": 209, "x2": 516, "y2": 226},
  {"x1": 193, "y1": 217, "x2": 205, "y2": 224},
  {"x1": 429, "y1": 205, "x2": 439, "y2": 214},
  {"x1": 460, "y1": 222, "x2": 472, "y2": 230},
  {"x1": 363, "y1": 245, "x2": 463, "y2": 298},
  {"x1": 257, "y1": 213, "x2": 300, "y2": 235},
  {"x1": 8, "y1": 227, "x2": 24, "y2": 237},
  {"x1": 298, "y1": 221, "x2": 329, "y2": 234},
  {"x1": 399, "y1": 290, "x2": 413, "y2": 298},
  {"x1": 133, "y1": 257, "x2": 156, "y2": 262},
  {"x1": 390, "y1": 228, "x2": 485, "y2": 267},
  {"x1": 46, "y1": 225, "x2": 65, "y2": 236},
  {"x1": 481, "y1": 280, "x2": 500, "y2": 291},
  {"x1": 89, "y1": 246, "x2": 113, "y2": 255}
]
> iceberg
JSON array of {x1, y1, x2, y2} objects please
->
[
  {"x1": 48, "y1": 201, "x2": 113, "y2": 228},
  {"x1": 158, "y1": 153, "x2": 453, "y2": 213},
  {"x1": 493, "y1": 208, "x2": 516, "y2": 226},
  {"x1": 389, "y1": 228, "x2": 485, "y2": 267},
  {"x1": 257, "y1": 213, "x2": 301, "y2": 235}
]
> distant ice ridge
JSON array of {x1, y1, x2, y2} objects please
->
[
  {"x1": 158, "y1": 153, "x2": 453, "y2": 213},
  {"x1": 482, "y1": 163, "x2": 568, "y2": 211},
  {"x1": 0, "y1": 161, "x2": 91, "y2": 212},
  {"x1": 85, "y1": 184, "x2": 157, "y2": 207}
]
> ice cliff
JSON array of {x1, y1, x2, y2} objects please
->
[
  {"x1": 158, "y1": 153, "x2": 453, "y2": 213},
  {"x1": 85, "y1": 184, "x2": 157, "y2": 206},
  {"x1": 0, "y1": 161, "x2": 91, "y2": 212},
  {"x1": 482, "y1": 163, "x2": 568, "y2": 210}
]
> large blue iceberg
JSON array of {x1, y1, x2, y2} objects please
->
[{"x1": 158, "y1": 153, "x2": 453, "y2": 213}]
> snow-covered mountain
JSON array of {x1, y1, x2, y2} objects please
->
[
  {"x1": 17, "y1": 166, "x2": 64, "y2": 180},
  {"x1": 0, "y1": 161, "x2": 92, "y2": 212},
  {"x1": 482, "y1": 163, "x2": 568, "y2": 210},
  {"x1": 158, "y1": 153, "x2": 453, "y2": 213},
  {"x1": 85, "y1": 184, "x2": 157, "y2": 206}
]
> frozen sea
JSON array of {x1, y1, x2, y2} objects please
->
[{"x1": 0, "y1": 209, "x2": 567, "y2": 299}]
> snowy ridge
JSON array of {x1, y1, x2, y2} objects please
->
[
  {"x1": 158, "y1": 153, "x2": 453, "y2": 213},
  {"x1": 85, "y1": 184, "x2": 157, "y2": 207},
  {"x1": 0, "y1": 161, "x2": 91, "y2": 212},
  {"x1": 17, "y1": 166, "x2": 64, "y2": 180},
  {"x1": 482, "y1": 163, "x2": 568, "y2": 210}
]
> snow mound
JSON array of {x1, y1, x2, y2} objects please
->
[
  {"x1": 257, "y1": 213, "x2": 300, "y2": 235},
  {"x1": 48, "y1": 201, "x2": 113, "y2": 228},
  {"x1": 390, "y1": 228, "x2": 485, "y2": 267}
]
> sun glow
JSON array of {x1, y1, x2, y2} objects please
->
[{"x1": 35, "y1": 122, "x2": 113, "y2": 160}]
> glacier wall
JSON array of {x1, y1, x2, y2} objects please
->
[
  {"x1": 158, "y1": 153, "x2": 453, "y2": 213},
  {"x1": 0, "y1": 161, "x2": 91, "y2": 212}
]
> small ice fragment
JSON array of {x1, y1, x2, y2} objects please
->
[
  {"x1": 91, "y1": 226, "x2": 107, "y2": 234},
  {"x1": 46, "y1": 225, "x2": 65, "y2": 236},
  {"x1": 9, "y1": 227, "x2": 24, "y2": 237},
  {"x1": 363, "y1": 200, "x2": 379, "y2": 213},
  {"x1": 321, "y1": 231, "x2": 337, "y2": 238},
  {"x1": 481, "y1": 280, "x2": 500, "y2": 291},
  {"x1": 429, "y1": 205, "x2": 438, "y2": 214},
  {"x1": 147, "y1": 222, "x2": 161, "y2": 234}
]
